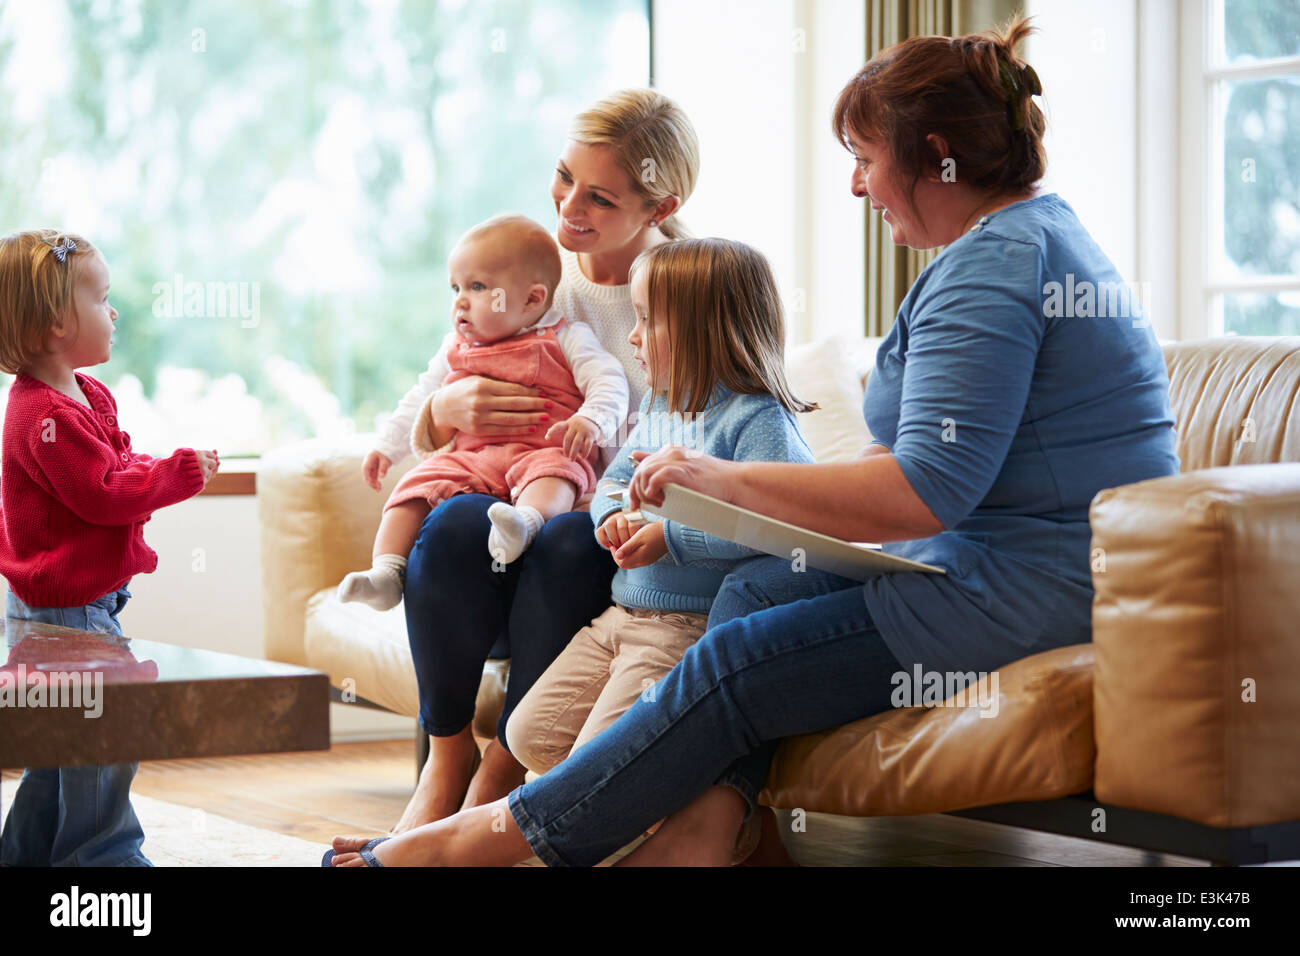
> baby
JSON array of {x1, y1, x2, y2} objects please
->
[{"x1": 339, "y1": 214, "x2": 629, "y2": 611}]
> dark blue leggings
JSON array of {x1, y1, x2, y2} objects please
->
[{"x1": 403, "y1": 494, "x2": 616, "y2": 746}]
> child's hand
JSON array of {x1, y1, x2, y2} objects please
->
[
  {"x1": 195, "y1": 449, "x2": 220, "y2": 485},
  {"x1": 546, "y1": 414, "x2": 600, "y2": 460},
  {"x1": 362, "y1": 451, "x2": 393, "y2": 491},
  {"x1": 597, "y1": 511, "x2": 644, "y2": 552},
  {"x1": 612, "y1": 522, "x2": 668, "y2": 569}
]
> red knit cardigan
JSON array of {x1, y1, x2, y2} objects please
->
[{"x1": 0, "y1": 372, "x2": 204, "y2": 607}]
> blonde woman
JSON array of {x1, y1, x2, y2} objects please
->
[{"x1": 389, "y1": 90, "x2": 701, "y2": 833}]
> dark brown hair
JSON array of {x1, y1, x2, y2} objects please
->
[
  {"x1": 629, "y1": 238, "x2": 816, "y2": 417},
  {"x1": 831, "y1": 15, "x2": 1045, "y2": 213}
]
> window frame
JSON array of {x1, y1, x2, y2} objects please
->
[{"x1": 1179, "y1": 0, "x2": 1300, "y2": 339}]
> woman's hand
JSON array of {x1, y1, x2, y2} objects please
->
[
  {"x1": 627, "y1": 446, "x2": 737, "y2": 511},
  {"x1": 362, "y1": 451, "x2": 392, "y2": 491},
  {"x1": 431, "y1": 375, "x2": 550, "y2": 437}
]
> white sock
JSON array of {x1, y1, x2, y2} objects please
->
[
  {"x1": 337, "y1": 554, "x2": 407, "y2": 610},
  {"x1": 487, "y1": 503, "x2": 544, "y2": 565}
]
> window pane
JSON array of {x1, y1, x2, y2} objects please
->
[
  {"x1": 1220, "y1": 76, "x2": 1300, "y2": 278},
  {"x1": 1223, "y1": 291, "x2": 1300, "y2": 335},
  {"x1": 0, "y1": 0, "x2": 649, "y2": 456},
  {"x1": 1224, "y1": 0, "x2": 1300, "y2": 63}
]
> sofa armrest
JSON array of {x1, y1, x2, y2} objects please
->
[
  {"x1": 257, "y1": 436, "x2": 414, "y2": 667},
  {"x1": 1090, "y1": 463, "x2": 1300, "y2": 827}
]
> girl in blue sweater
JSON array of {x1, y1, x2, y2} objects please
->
[{"x1": 503, "y1": 237, "x2": 816, "y2": 777}]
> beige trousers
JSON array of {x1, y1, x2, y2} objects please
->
[{"x1": 505, "y1": 604, "x2": 709, "y2": 776}]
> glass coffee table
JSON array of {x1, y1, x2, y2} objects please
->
[{"x1": 0, "y1": 616, "x2": 329, "y2": 768}]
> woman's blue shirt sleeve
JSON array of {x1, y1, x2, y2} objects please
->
[{"x1": 876, "y1": 236, "x2": 1045, "y2": 530}]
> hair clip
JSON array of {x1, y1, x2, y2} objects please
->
[
  {"x1": 998, "y1": 61, "x2": 1042, "y2": 132},
  {"x1": 44, "y1": 237, "x2": 77, "y2": 263}
]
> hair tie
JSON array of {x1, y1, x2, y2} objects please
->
[{"x1": 42, "y1": 237, "x2": 77, "y2": 263}]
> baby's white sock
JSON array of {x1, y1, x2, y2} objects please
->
[
  {"x1": 487, "y1": 503, "x2": 544, "y2": 565},
  {"x1": 337, "y1": 554, "x2": 407, "y2": 610}
]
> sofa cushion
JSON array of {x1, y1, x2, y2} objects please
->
[
  {"x1": 259, "y1": 436, "x2": 416, "y2": 667},
  {"x1": 304, "y1": 588, "x2": 507, "y2": 736},
  {"x1": 759, "y1": 643, "x2": 1096, "y2": 815},
  {"x1": 305, "y1": 589, "x2": 420, "y2": 716},
  {"x1": 1163, "y1": 336, "x2": 1300, "y2": 470},
  {"x1": 782, "y1": 336, "x2": 880, "y2": 463}
]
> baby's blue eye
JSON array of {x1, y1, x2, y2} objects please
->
[{"x1": 472, "y1": 282, "x2": 486, "y2": 291}]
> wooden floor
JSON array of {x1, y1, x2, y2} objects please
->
[{"x1": 6, "y1": 739, "x2": 1207, "y2": 865}]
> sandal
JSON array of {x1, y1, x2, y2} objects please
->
[{"x1": 321, "y1": 836, "x2": 389, "y2": 867}]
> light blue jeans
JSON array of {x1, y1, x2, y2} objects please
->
[
  {"x1": 508, "y1": 557, "x2": 904, "y2": 866},
  {"x1": 1, "y1": 585, "x2": 151, "y2": 867}
]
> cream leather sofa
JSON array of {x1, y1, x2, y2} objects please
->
[{"x1": 259, "y1": 335, "x2": 1300, "y2": 863}]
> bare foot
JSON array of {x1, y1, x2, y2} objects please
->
[
  {"x1": 461, "y1": 736, "x2": 526, "y2": 809},
  {"x1": 390, "y1": 728, "x2": 481, "y2": 834},
  {"x1": 616, "y1": 786, "x2": 745, "y2": 867},
  {"x1": 735, "y1": 807, "x2": 799, "y2": 867},
  {"x1": 330, "y1": 799, "x2": 532, "y2": 867}
]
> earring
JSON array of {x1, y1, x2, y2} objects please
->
[{"x1": 648, "y1": 220, "x2": 658, "y2": 227}]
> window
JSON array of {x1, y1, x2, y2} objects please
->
[
  {"x1": 0, "y1": 0, "x2": 650, "y2": 455},
  {"x1": 1184, "y1": 0, "x2": 1300, "y2": 336}
]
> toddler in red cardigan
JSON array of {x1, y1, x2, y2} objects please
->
[{"x1": 0, "y1": 229, "x2": 219, "y2": 866}]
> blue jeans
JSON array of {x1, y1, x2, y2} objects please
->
[
  {"x1": 404, "y1": 494, "x2": 617, "y2": 745},
  {"x1": 1, "y1": 585, "x2": 151, "y2": 867},
  {"x1": 508, "y1": 557, "x2": 904, "y2": 866}
]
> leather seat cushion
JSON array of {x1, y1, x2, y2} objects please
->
[{"x1": 760, "y1": 643, "x2": 1096, "y2": 815}]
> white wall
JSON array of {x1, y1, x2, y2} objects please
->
[
  {"x1": 653, "y1": 0, "x2": 866, "y2": 343},
  {"x1": 1028, "y1": 0, "x2": 1137, "y2": 278},
  {"x1": 1026, "y1": 0, "x2": 1178, "y2": 340}
]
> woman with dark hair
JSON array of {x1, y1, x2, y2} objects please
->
[{"x1": 326, "y1": 16, "x2": 1178, "y2": 866}]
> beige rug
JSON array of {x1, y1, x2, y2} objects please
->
[{"x1": 1, "y1": 778, "x2": 324, "y2": 866}]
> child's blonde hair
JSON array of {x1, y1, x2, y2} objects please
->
[
  {"x1": 630, "y1": 238, "x2": 817, "y2": 417},
  {"x1": 456, "y1": 214, "x2": 562, "y2": 312},
  {"x1": 569, "y1": 89, "x2": 699, "y2": 240},
  {"x1": 0, "y1": 229, "x2": 97, "y2": 374}
]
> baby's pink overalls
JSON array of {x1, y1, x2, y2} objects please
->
[{"x1": 386, "y1": 319, "x2": 597, "y2": 512}]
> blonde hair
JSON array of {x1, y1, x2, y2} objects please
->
[
  {"x1": 630, "y1": 238, "x2": 816, "y2": 417},
  {"x1": 456, "y1": 214, "x2": 562, "y2": 311},
  {"x1": 0, "y1": 229, "x2": 97, "y2": 374},
  {"x1": 569, "y1": 89, "x2": 700, "y2": 240}
]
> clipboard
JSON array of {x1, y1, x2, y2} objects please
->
[{"x1": 606, "y1": 481, "x2": 945, "y2": 580}]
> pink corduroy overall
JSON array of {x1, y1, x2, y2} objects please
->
[{"x1": 386, "y1": 319, "x2": 598, "y2": 511}]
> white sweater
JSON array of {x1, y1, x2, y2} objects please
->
[{"x1": 375, "y1": 247, "x2": 644, "y2": 473}]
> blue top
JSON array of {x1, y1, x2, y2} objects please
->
[
  {"x1": 861, "y1": 193, "x2": 1179, "y2": 674},
  {"x1": 593, "y1": 386, "x2": 815, "y2": 613}
]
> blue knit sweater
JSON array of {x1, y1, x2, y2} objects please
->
[{"x1": 592, "y1": 385, "x2": 815, "y2": 613}]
